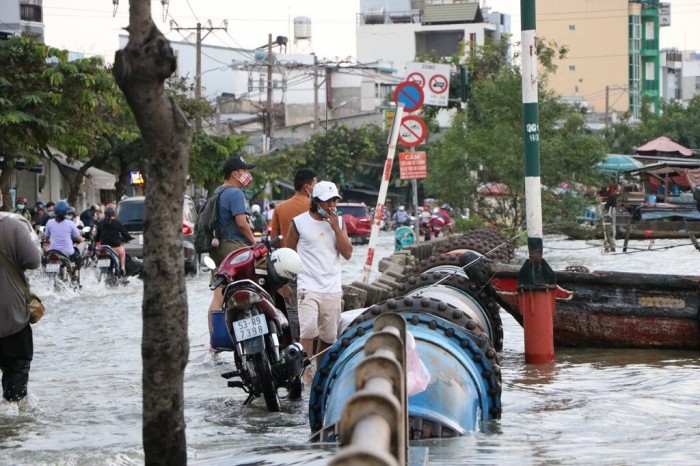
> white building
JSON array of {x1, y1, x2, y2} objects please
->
[
  {"x1": 118, "y1": 34, "x2": 398, "y2": 151},
  {"x1": 660, "y1": 49, "x2": 700, "y2": 105},
  {"x1": 0, "y1": 0, "x2": 44, "y2": 41},
  {"x1": 356, "y1": 0, "x2": 511, "y2": 78}
]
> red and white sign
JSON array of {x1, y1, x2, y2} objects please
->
[
  {"x1": 406, "y1": 62, "x2": 451, "y2": 107},
  {"x1": 398, "y1": 115, "x2": 427, "y2": 148},
  {"x1": 406, "y1": 72, "x2": 425, "y2": 88},
  {"x1": 429, "y1": 74, "x2": 449, "y2": 94},
  {"x1": 399, "y1": 151, "x2": 427, "y2": 180}
]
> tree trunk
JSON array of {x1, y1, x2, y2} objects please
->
[
  {"x1": 113, "y1": 2, "x2": 191, "y2": 464},
  {"x1": 0, "y1": 167, "x2": 12, "y2": 211}
]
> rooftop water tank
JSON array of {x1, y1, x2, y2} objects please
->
[{"x1": 294, "y1": 16, "x2": 312, "y2": 40}]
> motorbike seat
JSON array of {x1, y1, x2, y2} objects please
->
[{"x1": 45, "y1": 249, "x2": 72, "y2": 260}]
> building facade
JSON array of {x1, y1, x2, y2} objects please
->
[
  {"x1": 0, "y1": 0, "x2": 44, "y2": 41},
  {"x1": 355, "y1": 0, "x2": 511, "y2": 78},
  {"x1": 537, "y1": 0, "x2": 666, "y2": 121}
]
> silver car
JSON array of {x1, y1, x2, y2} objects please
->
[{"x1": 116, "y1": 196, "x2": 199, "y2": 274}]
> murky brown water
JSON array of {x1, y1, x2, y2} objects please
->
[{"x1": 2, "y1": 234, "x2": 699, "y2": 465}]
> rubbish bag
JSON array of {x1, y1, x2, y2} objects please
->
[{"x1": 406, "y1": 330, "x2": 431, "y2": 396}]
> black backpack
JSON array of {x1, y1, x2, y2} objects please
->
[{"x1": 194, "y1": 186, "x2": 231, "y2": 254}]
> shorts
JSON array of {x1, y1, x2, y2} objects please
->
[
  {"x1": 298, "y1": 289, "x2": 342, "y2": 344},
  {"x1": 210, "y1": 240, "x2": 248, "y2": 267}
]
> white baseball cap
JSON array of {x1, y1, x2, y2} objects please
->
[{"x1": 312, "y1": 181, "x2": 342, "y2": 201}]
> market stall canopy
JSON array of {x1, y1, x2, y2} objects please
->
[
  {"x1": 477, "y1": 182, "x2": 510, "y2": 196},
  {"x1": 595, "y1": 154, "x2": 643, "y2": 175},
  {"x1": 635, "y1": 136, "x2": 692, "y2": 157},
  {"x1": 628, "y1": 160, "x2": 700, "y2": 190}
]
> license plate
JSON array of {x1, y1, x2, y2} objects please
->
[
  {"x1": 233, "y1": 315, "x2": 268, "y2": 342},
  {"x1": 45, "y1": 263, "x2": 60, "y2": 273},
  {"x1": 98, "y1": 259, "x2": 111, "y2": 268}
]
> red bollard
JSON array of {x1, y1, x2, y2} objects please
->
[{"x1": 519, "y1": 288, "x2": 556, "y2": 364}]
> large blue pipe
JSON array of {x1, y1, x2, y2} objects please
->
[{"x1": 309, "y1": 297, "x2": 501, "y2": 440}]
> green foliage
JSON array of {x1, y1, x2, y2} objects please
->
[
  {"x1": 605, "y1": 94, "x2": 700, "y2": 156},
  {"x1": 423, "y1": 39, "x2": 607, "y2": 229},
  {"x1": 188, "y1": 132, "x2": 249, "y2": 193},
  {"x1": 453, "y1": 215, "x2": 484, "y2": 232}
]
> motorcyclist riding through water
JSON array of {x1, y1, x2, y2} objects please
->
[
  {"x1": 94, "y1": 204, "x2": 134, "y2": 276},
  {"x1": 43, "y1": 200, "x2": 84, "y2": 281}
]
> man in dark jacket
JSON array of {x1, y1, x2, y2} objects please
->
[{"x1": 0, "y1": 190, "x2": 43, "y2": 402}]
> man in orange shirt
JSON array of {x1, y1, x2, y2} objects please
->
[{"x1": 270, "y1": 168, "x2": 317, "y2": 340}]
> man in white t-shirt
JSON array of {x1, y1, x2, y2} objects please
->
[{"x1": 285, "y1": 181, "x2": 353, "y2": 365}]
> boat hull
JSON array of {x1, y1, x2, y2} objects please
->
[{"x1": 487, "y1": 265, "x2": 700, "y2": 349}]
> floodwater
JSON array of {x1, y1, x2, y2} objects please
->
[{"x1": 1, "y1": 233, "x2": 699, "y2": 465}]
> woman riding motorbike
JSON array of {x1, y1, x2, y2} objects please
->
[
  {"x1": 94, "y1": 204, "x2": 133, "y2": 276},
  {"x1": 43, "y1": 200, "x2": 84, "y2": 280}
]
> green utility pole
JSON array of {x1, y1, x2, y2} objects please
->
[{"x1": 518, "y1": 0, "x2": 556, "y2": 364}]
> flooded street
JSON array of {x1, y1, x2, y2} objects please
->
[{"x1": 1, "y1": 232, "x2": 699, "y2": 465}]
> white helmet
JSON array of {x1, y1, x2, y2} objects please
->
[
  {"x1": 251, "y1": 204, "x2": 261, "y2": 214},
  {"x1": 398, "y1": 206, "x2": 405, "y2": 211},
  {"x1": 269, "y1": 247, "x2": 302, "y2": 282}
]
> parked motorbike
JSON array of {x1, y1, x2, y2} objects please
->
[
  {"x1": 95, "y1": 244, "x2": 142, "y2": 286},
  {"x1": 419, "y1": 214, "x2": 447, "y2": 241},
  {"x1": 206, "y1": 237, "x2": 306, "y2": 412}
]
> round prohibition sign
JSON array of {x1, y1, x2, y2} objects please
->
[
  {"x1": 406, "y1": 72, "x2": 425, "y2": 88},
  {"x1": 398, "y1": 115, "x2": 427, "y2": 148},
  {"x1": 429, "y1": 74, "x2": 449, "y2": 94},
  {"x1": 393, "y1": 82, "x2": 424, "y2": 113}
]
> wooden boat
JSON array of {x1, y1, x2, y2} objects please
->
[{"x1": 482, "y1": 262, "x2": 700, "y2": 350}]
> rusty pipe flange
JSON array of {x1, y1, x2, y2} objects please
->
[
  {"x1": 387, "y1": 272, "x2": 503, "y2": 351},
  {"x1": 308, "y1": 310, "x2": 502, "y2": 437}
]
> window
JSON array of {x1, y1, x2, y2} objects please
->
[
  {"x1": 569, "y1": 65, "x2": 576, "y2": 71},
  {"x1": 20, "y1": 4, "x2": 42, "y2": 22},
  {"x1": 569, "y1": 24, "x2": 575, "y2": 31}
]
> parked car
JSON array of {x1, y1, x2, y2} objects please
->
[
  {"x1": 115, "y1": 195, "x2": 199, "y2": 275},
  {"x1": 336, "y1": 202, "x2": 371, "y2": 245}
]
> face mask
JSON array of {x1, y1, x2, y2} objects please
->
[
  {"x1": 66, "y1": 214, "x2": 75, "y2": 221},
  {"x1": 317, "y1": 207, "x2": 328, "y2": 219},
  {"x1": 17, "y1": 203, "x2": 25, "y2": 210},
  {"x1": 238, "y1": 172, "x2": 253, "y2": 187}
]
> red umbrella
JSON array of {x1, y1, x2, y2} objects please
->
[{"x1": 636, "y1": 136, "x2": 692, "y2": 157}]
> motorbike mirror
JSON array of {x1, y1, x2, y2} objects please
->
[{"x1": 203, "y1": 256, "x2": 217, "y2": 271}]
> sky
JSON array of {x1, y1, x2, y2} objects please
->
[{"x1": 41, "y1": 0, "x2": 700, "y2": 64}]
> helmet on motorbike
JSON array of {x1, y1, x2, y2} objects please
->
[
  {"x1": 66, "y1": 206, "x2": 76, "y2": 220},
  {"x1": 54, "y1": 200, "x2": 70, "y2": 217},
  {"x1": 90, "y1": 204, "x2": 100, "y2": 212},
  {"x1": 267, "y1": 247, "x2": 302, "y2": 286},
  {"x1": 251, "y1": 204, "x2": 261, "y2": 214},
  {"x1": 441, "y1": 203, "x2": 452, "y2": 213},
  {"x1": 433, "y1": 207, "x2": 439, "y2": 214},
  {"x1": 398, "y1": 206, "x2": 405, "y2": 211},
  {"x1": 35, "y1": 202, "x2": 45, "y2": 211},
  {"x1": 104, "y1": 205, "x2": 116, "y2": 217},
  {"x1": 17, "y1": 196, "x2": 27, "y2": 204}
]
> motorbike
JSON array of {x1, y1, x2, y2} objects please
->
[
  {"x1": 78, "y1": 226, "x2": 95, "y2": 268},
  {"x1": 95, "y1": 244, "x2": 143, "y2": 286},
  {"x1": 41, "y1": 226, "x2": 93, "y2": 289},
  {"x1": 205, "y1": 237, "x2": 306, "y2": 412},
  {"x1": 419, "y1": 214, "x2": 447, "y2": 241}
]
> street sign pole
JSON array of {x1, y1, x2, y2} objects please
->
[
  {"x1": 363, "y1": 104, "x2": 405, "y2": 283},
  {"x1": 411, "y1": 147, "x2": 419, "y2": 240},
  {"x1": 518, "y1": 0, "x2": 556, "y2": 364}
]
